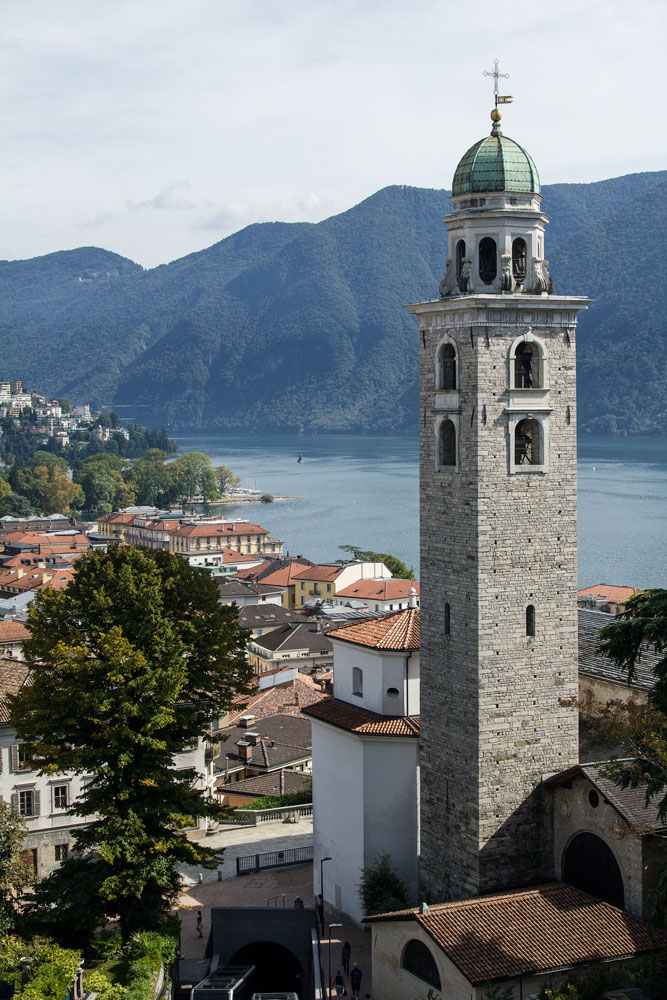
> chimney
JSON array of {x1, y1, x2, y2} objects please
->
[
  {"x1": 238, "y1": 715, "x2": 256, "y2": 729},
  {"x1": 408, "y1": 586, "x2": 418, "y2": 609},
  {"x1": 236, "y1": 740, "x2": 253, "y2": 761},
  {"x1": 280, "y1": 770, "x2": 285, "y2": 795},
  {"x1": 245, "y1": 731, "x2": 260, "y2": 746}
]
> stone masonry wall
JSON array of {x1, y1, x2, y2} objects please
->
[{"x1": 417, "y1": 295, "x2": 586, "y2": 903}]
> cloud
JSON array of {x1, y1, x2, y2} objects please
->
[
  {"x1": 127, "y1": 181, "x2": 199, "y2": 212},
  {"x1": 196, "y1": 193, "x2": 332, "y2": 233},
  {"x1": 80, "y1": 211, "x2": 114, "y2": 229}
]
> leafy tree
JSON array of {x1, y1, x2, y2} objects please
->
[
  {"x1": 57, "y1": 398, "x2": 72, "y2": 414},
  {"x1": 215, "y1": 465, "x2": 241, "y2": 497},
  {"x1": 339, "y1": 544, "x2": 415, "y2": 580},
  {"x1": 10, "y1": 545, "x2": 252, "y2": 943},
  {"x1": 124, "y1": 449, "x2": 179, "y2": 507},
  {"x1": 173, "y1": 451, "x2": 213, "y2": 500},
  {"x1": 200, "y1": 467, "x2": 219, "y2": 502},
  {"x1": 73, "y1": 454, "x2": 136, "y2": 512},
  {"x1": 0, "y1": 477, "x2": 12, "y2": 501},
  {"x1": 358, "y1": 853, "x2": 409, "y2": 916},
  {"x1": 16, "y1": 454, "x2": 84, "y2": 514},
  {"x1": 0, "y1": 803, "x2": 32, "y2": 934},
  {"x1": 0, "y1": 492, "x2": 34, "y2": 517}
]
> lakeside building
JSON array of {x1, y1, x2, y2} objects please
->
[
  {"x1": 236, "y1": 556, "x2": 315, "y2": 607},
  {"x1": 96, "y1": 511, "x2": 283, "y2": 558},
  {"x1": 292, "y1": 561, "x2": 391, "y2": 607},
  {"x1": 334, "y1": 579, "x2": 420, "y2": 613}
]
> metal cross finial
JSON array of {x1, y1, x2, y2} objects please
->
[{"x1": 483, "y1": 58, "x2": 509, "y2": 107}]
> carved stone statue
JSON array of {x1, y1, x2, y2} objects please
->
[
  {"x1": 532, "y1": 257, "x2": 554, "y2": 295},
  {"x1": 500, "y1": 254, "x2": 512, "y2": 292},
  {"x1": 439, "y1": 259, "x2": 455, "y2": 298},
  {"x1": 458, "y1": 258, "x2": 472, "y2": 294}
]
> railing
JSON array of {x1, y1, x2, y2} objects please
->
[
  {"x1": 234, "y1": 802, "x2": 313, "y2": 826},
  {"x1": 236, "y1": 844, "x2": 314, "y2": 875},
  {"x1": 267, "y1": 892, "x2": 287, "y2": 907}
]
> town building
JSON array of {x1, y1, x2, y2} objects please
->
[
  {"x1": 292, "y1": 561, "x2": 391, "y2": 607},
  {"x1": 96, "y1": 511, "x2": 282, "y2": 558},
  {"x1": 246, "y1": 621, "x2": 333, "y2": 676},
  {"x1": 237, "y1": 603, "x2": 306, "y2": 638},
  {"x1": 305, "y1": 606, "x2": 420, "y2": 924},
  {"x1": 217, "y1": 579, "x2": 284, "y2": 608},
  {"x1": 236, "y1": 556, "x2": 315, "y2": 607},
  {"x1": 211, "y1": 713, "x2": 312, "y2": 789}
]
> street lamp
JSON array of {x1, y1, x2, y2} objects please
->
[
  {"x1": 327, "y1": 922, "x2": 342, "y2": 999},
  {"x1": 319, "y1": 856, "x2": 332, "y2": 933}
]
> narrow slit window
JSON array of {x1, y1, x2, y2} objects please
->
[
  {"x1": 526, "y1": 604, "x2": 536, "y2": 637},
  {"x1": 438, "y1": 419, "x2": 456, "y2": 467},
  {"x1": 455, "y1": 239, "x2": 466, "y2": 283},
  {"x1": 438, "y1": 343, "x2": 457, "y2": 390},
  {"x1": 479, "y1": 237, "x2": 497, "y2": 284},
  {"x1": 352, "y1": 667, "x2": 363, "y2": 697},
  {"x1": 444, "y1": 602, "x2": 451, "y2": 636},
  {"x1": 512, "y1": 238, "x2": 527, "y2": 281}
]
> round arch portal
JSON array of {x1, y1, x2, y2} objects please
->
[
  {"x1": 229, "y1": 941, "x2": 303, "y2": 996},
  {"x1": 562, "y1": 832, "x2": 624, "y2": 909}
]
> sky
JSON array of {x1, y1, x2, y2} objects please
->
[{"x1": 2, "y1": 0, "x2": 665, "y2": 269}]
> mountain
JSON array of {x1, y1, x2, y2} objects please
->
[{"x1": 1, "y1": 171, "x2": 666, "y2": 435}]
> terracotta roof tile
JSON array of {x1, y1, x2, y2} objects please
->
[
  {"x1": 173, "y1": 522, "x2": 267, "y2": 538},
  {"x1": 328, "y1": 608, "x2": 420, "y2": 650},
  {"x1": 336, "y1": 580, "x2": 420, "y2": 600},
  {"x1": 578, "y1": 584, "x2": 643, "y2": 603},
  {"x1": 0, "y1": 658, "x2": 30, "y2": 724},
  {"x1": 292, "y1": 565, "x2": 346, "y2": 583},
  {"x1": 303, "y1": 697, "x2": 419, "y2": 737},
  {"x1": 365, "y1": 883, "x2": 667, "y2": 985},
  {"x1": 0, "y1": 621, "x2": 30, "y2": 642},
  {"x1": 226, "y1": 676, "x2": 327, "y2": 725}
]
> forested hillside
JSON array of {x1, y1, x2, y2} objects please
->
[{"x1": 1, "y1": 171, "x2": 665, "y2": 435}]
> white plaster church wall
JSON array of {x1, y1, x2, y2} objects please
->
[
  {"x1": 311, "y1": 719, "x2": 419, "y2": 924},
  {"x1": 330, "y1": 640, "x2": 420, "y2": 717}
]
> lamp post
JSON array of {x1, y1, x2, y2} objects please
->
[
  {"x1": 319, "y1": 855, "x2": 332, "y2": 933},
  {"x1": 327, "y1": 922, "x2": 342, "y2": 999}
]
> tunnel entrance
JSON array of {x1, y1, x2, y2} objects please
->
[{"x1": 229, "y1": 941, "x2": 303, "y2": 996}]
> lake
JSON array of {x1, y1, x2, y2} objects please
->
[{"x1": 172, "y1": 432, "x2": 666, "y2": 589}]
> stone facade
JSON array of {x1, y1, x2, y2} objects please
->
[{"x1": 414, "y1": 291, "x2": 589, "y2": 901}]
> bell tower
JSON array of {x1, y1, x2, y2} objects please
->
[{"x1": 413, "y1": 74, "x2": 591, "y2": 903}]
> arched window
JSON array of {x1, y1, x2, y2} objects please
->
[
  {"x1": 526, "y1": 604, "x2": 535, "y2": 637},
  {"x1": 401, "y1": 940, "x2": 441, "y2": 990},
  {"x1": 438, "y1": 419, "x2": 456, "y2": 468},
  {"x1": 437, "y1": 341, "x2": 457, "y2": 390},
  {"x1": 455, "y1": 239, "x2": 466, "y2": 283},
  {"x1": 515, "y1": 418, "x2": 542, "y2": 466},
  {"x1": 512, "y1": 238, "x2": 527, "y2": 281},
  {"x1": 514, "y1": 342, "x2": 540, "y2": 388},
  {"x1": 563, "y1": 832, "x2": 624, "y2": 910},
  {"x1": 444, "y1": 602, "x2": 451, "y2": 636},
  {"x1": 352, "y1": 667, "x2": 363, "y2": 697},
  {"x1": 478, "y1": 237, "x2": 497, "y2": 284}
]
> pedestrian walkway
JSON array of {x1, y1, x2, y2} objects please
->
[{"x1": 178, "y1": 815, "x2": 313, "y2": 885}]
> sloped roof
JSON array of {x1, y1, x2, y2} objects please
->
[
  {"x1": 336, "y1": 580, "x2": 420, "y2": 600},
  {"x1": 173, "y1": 522, "x2": 268, "y2": 537},
  {"x1": 225, "y1": 674, "x2": 326, "y2": 724},
  {"x1": 545, "y1": 763, "x2": 667, "y2": 833},
  {"x1": 218, "y1": 770, "x2": 310, "y2": 798},
  {"x1": 365, "y1": 883, "x2": 667, "y2": 985},
  {"x1": 328, "y1": 608, "x2": 420, "y2": 651},
  {"x1": 237, "y1": 604, "x2": 305, "y2": 629},
  {"x1": 292, "y1": 564, "x2": 345, "y2": 582},
  {"x1": 252, "y1": 622, "x2": 333, "y2": 654},
  {"x1": 303, "y1": 697, "x2": 420, "y2": 738},
  {"x1": 0, "y1": 620, "x2": 30, "y2": 642},
  {"x1": 578, "y1": 608, "x2": 657, "y2": 692},
  {"x1": 217, "y1": 580, "x2": 283, "y2": 598},
  {"x1": 578, "y1": 584, "x2": 643, "y2": 603},
  {"x1": 214, "y1": 713, "x2": 312, "y2": 771},
  {"x1": 0, "y1": 658, "x2": 30, "y2": 724}
]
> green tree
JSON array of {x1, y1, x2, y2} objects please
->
[
  {"x1": 214, "y1": 465, "x2": 241, "y2": 497},
  {"x1": 16, "y1": 454, "x2": 84, "y2": 514},
  {"x1": 73, "y1": 454, "x2": 136, "y2": 512},
  {"x1": 124, "y1": 450, "x2": 178, "y2": 507},
  {"x1": 173, "y1": 451, "x2": 213, "y2": 500},
  {"x1": 10, "y1": 546, "x2": 253, "y2": 943},
  {"x1": 358, "y1": 853, "x2": 409, "y2": 916},
  {"x1": 0, "y1": 803, "x2": 32, "y2": 934},
  {"x1": 57, "y1": 399, "x2": 73, "y2": 414},
  {"x1": 0, "y1": 493, "x2": 33, "y2": 517},
  {"x1": 339, "y1": 544, "x2": 415, "y2": 580},
  {"x1": 200, "y1": 467, "x2": 219, "y2": 502},
  {"x1": 0, "y1": 477, "x2": 12, "y2": 501}
]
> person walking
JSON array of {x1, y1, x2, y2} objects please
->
[
  {"x1": 196, "y1": 911, "x2": 203, "y2": 939},
  {"x1": 316, "y1": 893, "x2": 325, "y2": 933},
  {"x1": 341, "y1": 941, "x2": 351, "y2": 975},
  {"x1": 350, "y1": 964, "x2": 362, "y2": 998},
  {"x1": 334, "y1": 970, "x2": 344, "y2": 997}
]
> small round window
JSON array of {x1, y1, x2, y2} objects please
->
[
  {"x1": 588, "y1": 789, "x2": 600, "y2": 809},
  {"x1": 386, "y1": 687, "x2": 400, "y2": 698}
]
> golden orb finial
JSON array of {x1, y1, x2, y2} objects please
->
[{"x1": 491, "y1": 108, "x2": 502, "y2": 122}]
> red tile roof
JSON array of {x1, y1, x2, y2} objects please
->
[
  {"x1": 173, "y1": 522, "x2": 268, "y2": 538},
  {"x1": 578, "y1": 584, "x2": 643, "y2": 603},
  {"x1": 365, "y1": 883, "x2": 667, "y2": 985},
  {"x1": 292, "y1": 565, "x2": 347, "y2": 582},
  {"x1": 0, "y1": 658, "x2": 30, "y2": 723},
  {"x1": 303, "y1": 697, "x2": 420, "y2": 737},
  {"x1": 328, "y1": 608, "x2": 420, "y2": 650},
  {"x1": 226, "y1": 675, "x2": 327, "y2": 724},
  {"x1": 0, "y1": 621, "x2": 30, "y2": 642},
  {"x1": 337, "y1": 580, "x2": 420, "y2": 600}
]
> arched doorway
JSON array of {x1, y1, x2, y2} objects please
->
[
  {"x1": 229, "y1": 941, "x2": 303, "y2": 996},
  {"x1": 562, "y1": 832, "x2": 625, "y2": 909}
]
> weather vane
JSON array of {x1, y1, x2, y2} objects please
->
[{"x1": 483, "y1": 59, "x2": 513, "y2": 108}]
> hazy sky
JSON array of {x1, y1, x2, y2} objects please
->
[{"x1": 3, "y1": 0, "x2": 665, "y2": 268}]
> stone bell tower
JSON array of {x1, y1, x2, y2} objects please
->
[{"x1": 413, "y1": 77, "x2": 590, "y2": 903}]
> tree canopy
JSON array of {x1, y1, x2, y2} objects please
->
[
  {"x1": 339, "y1": 544, "x2": 415, "y2": 580},
  {"x1": 10, "y1": 545, "x2": 252, "y2": 942},
  {"x1": 0, "y1": 803, "x2": 32, "y2": 935}
]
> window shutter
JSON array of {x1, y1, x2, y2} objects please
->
[
  {"x1": 10, "y1": 745, "x2": 19, "y2": 773},
  {"x1": 33, "y1": 790, "x2": 40, "y2": 817},
  {"x1": 0, "y1": 746, "x2": 3, "y2": 772},
  {"x1": 10, "y1": 793, "x2": 18, "y2": 811}
]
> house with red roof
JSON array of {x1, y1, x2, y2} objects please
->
[
  {"x1": 303, "y1": 600, "x2": 421, "y2": 924},
  {"x1": 293, "y1": 560, "x2": 392, "y2": 607},
  {"x1": 334, "y1": 578, "x2": 420, "y2": 613}
]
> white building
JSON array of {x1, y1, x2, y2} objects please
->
[
  {"x1": 304, "y1": 604, "x2": 420, "y2": 924},
  {"x1": 334, "y1": 580, "x2": 420, "y2": 614}
]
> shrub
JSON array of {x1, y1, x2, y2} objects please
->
[
  {"x1": 358, "y1": 853, "x2": 409, "y2": 916},
  {"x1": 241, "y1": 781, "x2": 312, "y2": 811},
  {"x1": 260, "y1": 493, "x2": 274, "y2": 502},
  {"x1": 84, "y1": 969, "x2": 127, "y2": 999}
]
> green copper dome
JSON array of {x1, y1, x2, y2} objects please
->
[{"x1": 452, "y1": 133, "x2": 540, "y2": 195}]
